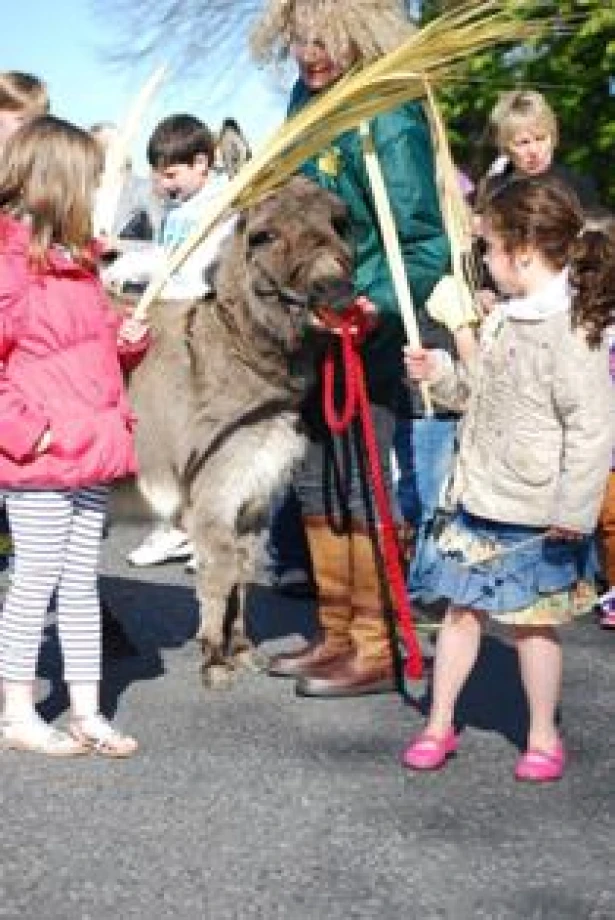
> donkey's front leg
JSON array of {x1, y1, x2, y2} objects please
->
[
  {"x1": 227, "y1": 535, "x2": 268, "y2": 673},
  {"x1": 226, "y1": 581, "x2": 268, "y2": 673},
  {"x1": 195, "y1": 542, "x2": 238, "y2": 690}
]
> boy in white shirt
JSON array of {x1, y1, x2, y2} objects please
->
[
  {"x1": 104, "y1": 113, "x2": 233, "y2": 301},
  {"x1": 124, "y1": 114, "x2": 234, "y2": 567}
]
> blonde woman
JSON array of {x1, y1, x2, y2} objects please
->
[
  {"x1": 251, "y1": 0, "x2": 453, "y2": 697},
  {"x1": 477, "y1": 90, "x2": 600, "y2": 212}
]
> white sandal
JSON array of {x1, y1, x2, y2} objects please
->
[
  {"x1": 69, "y1": 713, "x2": 138, "y2": 758},
  {"x1": 1, "y1": 717, "x2": 88, "y2": 757}
]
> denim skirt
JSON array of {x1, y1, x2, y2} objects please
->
[{"x1": 416, "y1": 508, "x2": 598, "y2": 625}]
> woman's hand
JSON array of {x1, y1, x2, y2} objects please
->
[
  {"x1": 403, "y1": 346, "x2": 441, "y2": 383},
  {"x1": 34, "y1": 428, "x2": 52, "y2": 455},
  {"x1": 118, "y1": 317, "x2": 149, "y2": 345},
  {"x1": 353, "y1": 295, "x2": 377, "y2": 317},
  {"x1": 309, "y1": 295, "x2": 378, "y2": 335}
]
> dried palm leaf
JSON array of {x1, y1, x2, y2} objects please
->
[
  {"x1": 422, "y1": 77, "x2": 482, "y2": 309},
  {"x1": 133, "y1": 1, "x2": 547, "y2": 320},
  {"x1": 94, "y1": 64, "x2": 167, "y2": 237},
  {"x1": 359, "y1": 119, "x2": 434, "y2": 413}
]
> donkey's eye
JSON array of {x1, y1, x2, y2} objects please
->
[
  {"x1": 248, "y1": 229, "x2": 278, "y2": 248},
  {"x1": 331, "y1": 213, "x2": 349, "y2": 236}
]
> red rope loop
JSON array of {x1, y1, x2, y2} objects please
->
[
  {"x1": 319, "y1": 301, "x2": 423, "y2": 681},
  {"x1": 322, "y1": 311, "x2": 361, "y2": 434}
]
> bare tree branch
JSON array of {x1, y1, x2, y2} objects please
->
[
  {"x1": 93, "y1": 1, "x2": 431, "y2": 72},
  {"x1": 92, "y1": 0, "x2": 262, "y2": 75}
]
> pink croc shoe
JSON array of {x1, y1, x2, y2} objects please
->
[
  {"x1": 402, "y1": 727, "x2": 458, "y2": 771},
  {"x1": 600, "y1": 607, "x2": 615, "y2": 629},
  {"x1": 514, "y1": 742, "x2": 566, "y2": 783},
  {"x1": 599, "y1": 590, "x2": 615, "y2": 629}
]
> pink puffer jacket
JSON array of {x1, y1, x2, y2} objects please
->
[{"x1": 0, "y1": 214, "x2": 148, "y2": 489}]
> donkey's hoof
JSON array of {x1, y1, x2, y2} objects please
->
[
  {"x1": 201, "y1": 664, "x2": 234, "y2": 690},
  {"x1": 195, "y1": 624, "x2": 207, "y2": 642},
  {"x1": 234, "y1": 648, "x2": 269, "y2": 673}
]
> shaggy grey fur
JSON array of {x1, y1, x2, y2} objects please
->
[{"x1": 129, "y1": 177, "x2": 352, "y2": 687}]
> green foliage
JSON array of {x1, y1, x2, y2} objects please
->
[{"x1": 423, "y1": 1, "x2": 615, "y2": 208}]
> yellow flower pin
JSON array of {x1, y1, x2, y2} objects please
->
[{"x1": 317, "y1": 147, "x2": 341, "y2": 177}]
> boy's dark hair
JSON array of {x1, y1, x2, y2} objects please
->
[{"x1": 147, "y1": 114, "x2": 215, "y2": 169}]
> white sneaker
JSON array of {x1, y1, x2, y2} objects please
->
[{"x1": 127, "y1": 525, "x2": 193, "y2": 567}]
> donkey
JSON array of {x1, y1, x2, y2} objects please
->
[
  {"x1": 129, "y1": 176, "x2": 352, "y2": 687},
  {"x1": 215, "y1": 118, "x2": 252, "y2": 178}
]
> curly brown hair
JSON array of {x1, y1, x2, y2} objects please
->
[
  {"x1": 482, "y1": 178, "x2": 615, "y2": 348},
  {"x1": 250, "y1": 0, "x2": 413, "y2": 67}
]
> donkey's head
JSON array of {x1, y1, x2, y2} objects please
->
[{"x1": 215, "y1": 176, "x2": 353, "y2": 356}]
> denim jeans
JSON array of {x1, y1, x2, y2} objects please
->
[
  {"x1": 294, "y1": 390, "x2": 397, "y2": 528},
  {"x1": 393, "y1": 416, "x2": 458, "y2": 601},
  {"x1": 265, "y1": 486, "x2": 311, "y2": 578},
  {"x1": 266, "y1": 385, "x2": 398, "y2": 576}
]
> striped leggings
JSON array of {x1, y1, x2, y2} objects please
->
[{"x1": 0, "y1": 486, "x2": 109, "y2": 683}]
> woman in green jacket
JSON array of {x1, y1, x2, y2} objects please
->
[{"x1": 251, "y1": 0, "x2": 451, "y2": 696}]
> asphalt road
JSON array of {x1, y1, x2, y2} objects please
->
[{"x1": 1, "y1": 502, "x2": 614, "y2": 920}]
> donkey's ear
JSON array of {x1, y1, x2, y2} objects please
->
[{"x1": 218, "y1": 119, "x2": 252, "y2": 179}]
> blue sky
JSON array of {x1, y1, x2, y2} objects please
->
[{"x1": 1, "y1": 0, "x2": 289, "y2": 171}]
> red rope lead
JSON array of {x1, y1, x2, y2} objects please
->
[{"x1": 321, "y1": 303, "x2": 423, "y2": 681}]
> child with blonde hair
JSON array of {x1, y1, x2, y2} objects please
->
[
  {"x1": 403, "y1": 178, "x2": 614, "y2": 782},
  {"x1": 0, "y1": 71, "x2": 49, "y2": 146},
  {"x1": 0, "y1": 115, "x2": 148, "y2": 757},
  {"x1": 0, "y1": 72, "x2": 50, "y2": 553}
]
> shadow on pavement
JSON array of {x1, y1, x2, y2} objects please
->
[
  {"x1": 413, "y1": 633, "x2": 529, "y2": 750},
  {"x1": 37, "y1": 577, "x2": 316, "y2": 723},
  {"x1": 245, "y1": 583, "x2": 316, "y2": 645},
  {"x1": 38, "y1": 574, "x2": 197, "y2": 724}
]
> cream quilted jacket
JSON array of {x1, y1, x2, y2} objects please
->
[{"x1": 430, "y1": 300, "x2": 613, "y2": 533}]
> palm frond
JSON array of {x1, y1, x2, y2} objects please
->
[
  {"x1": 134, "y1": 0, "x2": 549, "y2": 319},
  {"x1": 94, "y1": 65, "x2": 167, "y2": 236}
]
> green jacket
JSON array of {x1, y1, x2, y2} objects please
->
[{"x1": 289, "y1": 80, "x2": 451, "y2": 404}]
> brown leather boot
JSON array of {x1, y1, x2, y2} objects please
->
[
  {"x1": 295, "y1": 528, "x2": 396, "y2": 696},
  {"x1": 268, "y1": 516, "x2": 352, "y2": 678}
]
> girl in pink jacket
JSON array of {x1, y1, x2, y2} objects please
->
[{"x1": 0, "y1": 115, "x2": 148, "y2": 757}]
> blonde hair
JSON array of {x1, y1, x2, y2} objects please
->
[
  {"x1": 0, "y1": 71, "x2": 49, "y2": 116},
  {"x1": 490, "y1": 90, "x2": 558, "y2": 152},
  {"x1": 0, "y1": 115, "x2": 103, "y2": 266},
  {"x1": 250, "y1": 0, "x2": 413, "y2": 67}
]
